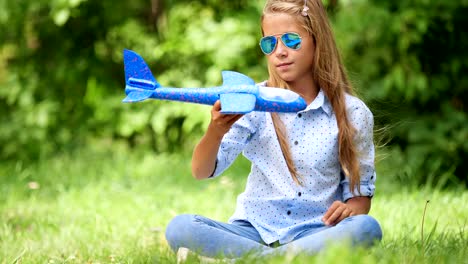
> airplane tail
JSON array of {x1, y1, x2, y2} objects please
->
[{"x1": 123, "y1": 49, "x2": 161, "y2": 102}]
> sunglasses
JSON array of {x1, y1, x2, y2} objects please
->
[{"x1": 259, "y1": 32, "x2": 302, "y2": 55}]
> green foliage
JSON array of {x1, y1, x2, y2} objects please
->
[
  {"x1": 333, "y1": 0, "x2": 468, "y2": 186},
  {"x1": 0, "y1": 0, "x2": 467, "y2": 186},
  {"x1": 0, "y1": 0, "x2": 264, "y2": 160}
]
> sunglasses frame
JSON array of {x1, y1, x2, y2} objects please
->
[{"x1": 259, "y1": 32, "x2": 303, "y2": 55}]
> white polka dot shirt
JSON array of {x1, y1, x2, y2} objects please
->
[{"x1": 211, "y1": 87, "x2": 376, "y2": 245}]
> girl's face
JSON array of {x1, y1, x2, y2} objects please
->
[{"x1": 262, "y1": 13, "x2": 315, "y2": 85}]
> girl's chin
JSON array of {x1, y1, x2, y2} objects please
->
[{"x1": 277, "y1": 73, "x2": 297, "y2": 83}]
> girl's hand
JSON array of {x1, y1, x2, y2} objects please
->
[
  {"x1": 322, "y1": 197, "x2": 371, "y2": 226},
  {"x1": 191, "y1": 100, "x2": 243, "y2": 180},
  {"x1": 322, "y1": 201, "x2": 355, "y2": 226},
  {"x1": 208, "y1": 100, "x2": 243, "y2": 137}
]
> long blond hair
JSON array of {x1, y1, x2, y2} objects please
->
[{"x1": 262, "y1": 0, "x2": 361, "y2": 193}]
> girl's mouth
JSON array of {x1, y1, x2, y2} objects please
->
[{"x1": 277, "y1": 62, "x2": 293, "y2": 69}]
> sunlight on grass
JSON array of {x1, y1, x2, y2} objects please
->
[{"x1": 1, "y1": 148, "x2": 466, "y2": 263}]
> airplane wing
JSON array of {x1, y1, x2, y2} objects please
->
[
  {"x1": 219, "y1": 93, "x2": 256, "y2": 114},
  {"x1": 123, "y1": 90, "x2": 153, "y2": 102},
  {"x1": 221, "y1": 71, "x2": 256, "y2": 86},
  {"x1": 219, "y1": 71, "x2": 257, "y2": 113}
]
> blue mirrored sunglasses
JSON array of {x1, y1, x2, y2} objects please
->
[{"x1": 259, "y1": 32, "x2": 302, "y2": 55}]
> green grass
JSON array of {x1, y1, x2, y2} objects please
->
[{"x1": 1, "y1": 146, "x2": 467, "y2": 263}]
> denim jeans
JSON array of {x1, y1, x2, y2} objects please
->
[{"x1": 165, "y1": 214, "x2": 382, "y2": 258}]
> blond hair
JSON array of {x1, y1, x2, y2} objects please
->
[{"x1": 262, "y1": 0, "x2": 361, "y2": 193}]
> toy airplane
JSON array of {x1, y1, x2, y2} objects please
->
[{"x1": 123, "y1": 49, "x2": 307, "y2": 114}]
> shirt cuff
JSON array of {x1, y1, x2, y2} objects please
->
[
  {"x1": 208, "y1": 159, "x2": 219, "y2": 178},
  {"x1": 342, "y1": 178, "x2": 375, "y2": 201}
]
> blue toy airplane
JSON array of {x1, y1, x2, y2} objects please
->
[{"x1": 123, "y1": 49, "x2": 307, "y2": 114}]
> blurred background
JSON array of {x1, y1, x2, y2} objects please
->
[{"x1": 1, "y1": 0, "x2": 467, "y2": 189}]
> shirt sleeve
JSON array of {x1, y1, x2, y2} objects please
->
[
  {"x1": 211, "y1": 113, "x2": 259, "y2": 178},
  {"x1": 341, "y1": 100, "x2": 376, "y2": 201}
]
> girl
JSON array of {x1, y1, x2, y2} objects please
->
[{"x1": 166, "y1": 0, "x2": 382, "y2": 261}]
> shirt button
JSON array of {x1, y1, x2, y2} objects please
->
[
  {"x1": 298, "y1": 113, "x2": 302, "y2": 118},
  {"x1": 298, "y1": 192, "x2": 302, "y2": 197},
  {"x1": 294, "y1": 141, "x2": 298, "y2": 145},
  {"x1": 287, "y1": 210, "x2": 291, "y2": 215}
]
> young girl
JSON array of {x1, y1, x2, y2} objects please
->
[{"x1": 166, "y1": 0, "x2": 382, "y2": 260}]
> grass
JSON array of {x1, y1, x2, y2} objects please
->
[{"x1": 1, "y1": 145, "x2": 467, "y2": 263}]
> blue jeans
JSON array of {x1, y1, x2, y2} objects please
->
[{"x1": 165, "y1": 214, "x2": 382, "y2": 258}]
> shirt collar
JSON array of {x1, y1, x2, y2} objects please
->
[{"x1": 302, "y1": 89, "x2": 332, "y2": 116}]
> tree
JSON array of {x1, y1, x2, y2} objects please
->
[
  {"x1": 1, "y1": 0, "x2": 466, "y2": 186},
  {"x1": 334, "y1": 0, "x2": 468, "y2": 186}
]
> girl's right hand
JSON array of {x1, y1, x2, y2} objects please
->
[
  {"x1": 191, "y1": 100, "x2": 243, "y2": 179},
  {"x1": 208, "y1": 100, "x2": 243, "y2": 138}
]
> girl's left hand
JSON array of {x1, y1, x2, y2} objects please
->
[{"x1": 322, "y1": 201, "x2": 355, "y2": 226}]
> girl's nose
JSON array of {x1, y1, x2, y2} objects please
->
[{"x1": 275, "y1": 41, "x2": 288, "y2": 57}]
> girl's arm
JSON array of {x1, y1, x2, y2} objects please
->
[
  {"x1": 323, "y1": 99, "x2": 376, "y2": 226},
  {"x1": 191, "y1": 101, "x2": 243, "y2": 179}
]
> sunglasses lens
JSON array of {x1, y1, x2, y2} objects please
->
[
  {"x1": 282, "y1": 33, "x2": 301, "y2": 50},
  {"x1": 260, "y1": 36, "x2": 277, "y2": 54}
]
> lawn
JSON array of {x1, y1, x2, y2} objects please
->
[{"x1": 1, "y1": 146, "x2": 466, "y2": 263}]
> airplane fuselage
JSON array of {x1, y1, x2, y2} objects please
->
[
  {"x1": 124, "y1": 84, "x2": 306, "y2": 113},
  {"x1": 122, "y1": 49, "x2": 307, "y2": 114}
]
